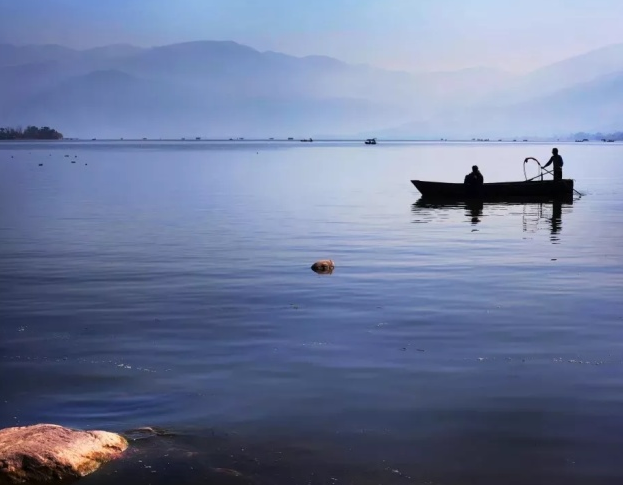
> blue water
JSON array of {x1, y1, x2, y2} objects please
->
[{"x1": 1, "y1": 141, "x2": 623, "y2": 484}]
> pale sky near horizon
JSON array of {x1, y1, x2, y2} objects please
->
[{"x1": 1, "y1": 0, "x2": 623, "y2": 73}]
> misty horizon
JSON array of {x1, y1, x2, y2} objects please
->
[
  {"x1": 3, "y1": 37, "x2": 623, "y2": 77},
  {"x1": 2, "y1": 0, "x2": 623, "y2": 73},
  {"x1": 1, "y1": 1, "x2": 623, "y2": 139},
  {"x1": 2, "y1": 36, "x2": 623, "y2": 139}
]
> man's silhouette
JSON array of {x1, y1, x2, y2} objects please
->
[
  {"x1": 543, "y1": 148, "x2": 564, "y2": 181},
  {"x1": 464, "y1": 165, "x2": 484, "y2": 185}
]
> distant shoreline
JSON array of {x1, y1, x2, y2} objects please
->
[
  {"x1": 1, "y1": 137, "x2": 619, "y2": 143},
  {"x1": 0, "y1": 126, "x2": 63, "y2": 141}
]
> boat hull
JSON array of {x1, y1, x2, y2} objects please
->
[{"x1": 411, "y1": 179, "x2": 574, "y2": 199}]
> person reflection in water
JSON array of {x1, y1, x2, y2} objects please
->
[
  {"x1": 550, "y1": 199, "x2": 563, "y2": 242},
  {"x1": 466, "y1": 200, "x2": 484, "y2": 225},
  {"x1": 464, "y1": 165, "x2": 484, "y2": 186}
]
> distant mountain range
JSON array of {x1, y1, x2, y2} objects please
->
[{"x1": 1, "y1": 40, "x2": 622, "y2": 138}]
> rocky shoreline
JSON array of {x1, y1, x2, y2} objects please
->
[{"x1": 0, "y1": 424, "x2": 127, "y2": 484}]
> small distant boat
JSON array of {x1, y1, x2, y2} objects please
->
[
  {"x1": 364, "y1": 138, "x2": 377, "y2": 145},
  {"x1": 411, "y1": 179, "x2": 575, "y2": 199},
  {"x1": 301, "y1": 138, "x2": 313, "y2": 142},
  {"x1": 288, "y1": 137, "x2": 294, "y2": 141}
]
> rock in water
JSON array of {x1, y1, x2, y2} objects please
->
[
  {"x1": 311, "y1": 259, "x2": 335, "y2": 274},
  {"x1": 0, "y1": 424, "x2": 128, "y2": 484}
]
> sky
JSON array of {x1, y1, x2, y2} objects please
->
[{"x1": 1, "y1": 0, "x2": 623, "y2": 73}]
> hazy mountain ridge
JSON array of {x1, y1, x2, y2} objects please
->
[
  {"x1": 490, "y1": 43, "x2": 623, "y2": 105},
  {"x1": 376, "y1": 68, "x2": 623, "y2": 139},
  {"x1": 1, "y1": 40, "x2": 622, "y2": 138}
]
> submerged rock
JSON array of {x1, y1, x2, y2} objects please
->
[
  {"x1": 0, "y1": 424, "x2": 128, "y2": 484},
  {"x1": 124, "y1": 426, "x2": 176, "y2": 441}
]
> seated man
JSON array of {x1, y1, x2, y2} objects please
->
[{"x1": 464, "y1": 165, "x2": 484, "y2": 185}]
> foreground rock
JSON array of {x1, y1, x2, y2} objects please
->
[
  {"x1": 0, "y1": 424, "x2": 128, "y2": 484},
  {"x1": 311, "y1": 259, "x2": 335, "y2": 275}
]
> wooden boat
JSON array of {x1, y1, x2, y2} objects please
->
[{"x1": 411, "y1": 179, "x2": 574, "y2": 199}]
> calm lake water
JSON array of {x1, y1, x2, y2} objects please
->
[{"x1": 1, "y1": 141, "x2": 623, "y2": 484}]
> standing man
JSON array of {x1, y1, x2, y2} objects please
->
[{"x1": 542, "y1": 148, "x2": 564, "y2": 181}]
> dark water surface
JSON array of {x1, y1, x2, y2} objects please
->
[{"x1": 1, "y1": 141, "x2": 623, "y2": 484}]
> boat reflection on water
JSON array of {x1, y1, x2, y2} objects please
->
[{"x1": 411, "y1": 195, "x2": 575, "y2": 242}]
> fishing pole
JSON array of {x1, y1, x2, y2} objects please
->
[{"x1": 523, "y1": 157, "x2": 583, "y2": 196}]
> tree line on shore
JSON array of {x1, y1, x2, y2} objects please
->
[
  {"x1": 570, "y1": 131, "x2": 623, "y2": 141},
  {"x1": 0, "y1": 126, "x2": 63, "y2": 140}
]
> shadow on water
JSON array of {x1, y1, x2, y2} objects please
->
[
  {"x1": 412, "y1": 196, "x2": 575, "y2": 242},
  {"x1": 83, "y1": 427, "x2": 425, "y2": 485},
  {"x1": 85, "y1": 416, "x2": 620, "y2": 485}
]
